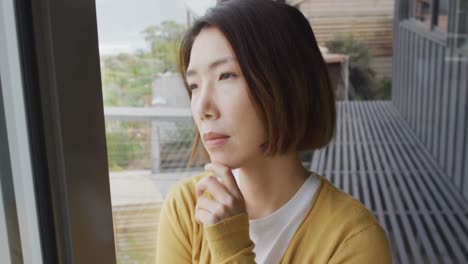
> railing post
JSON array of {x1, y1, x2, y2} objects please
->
[{"x1": 151, "y1": 122, "x2": 161, "y2": 173}]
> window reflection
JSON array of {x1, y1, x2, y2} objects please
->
[
  {"x1": 413, "y1": 0, "x2": 432, "y2": 27},
  {"x1": 436, "y1": 0, "x2": 448, "y2": 32}
]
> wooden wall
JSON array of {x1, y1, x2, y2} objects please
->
[
  {"x1": 295, "y1": 0, "x2": 394, "y2": 78},
  {"x1": 392, "y1": 3, "x2": 468, "y2": 199}
]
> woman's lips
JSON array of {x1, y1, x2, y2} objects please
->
[{"x1": 205, "y1": 137, "x2": 230, "y2": 148}]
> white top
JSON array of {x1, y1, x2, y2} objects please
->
[{"x1": 232, "y1": 169, "x2": 321, "y2": 264}]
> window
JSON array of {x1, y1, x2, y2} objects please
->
[
  {"x1": 95, "y1": 0, "x2": 216, "y2": 262},
  {"x1": 435, "y1": 0, "x2": 448, "y2": 32},
  {"x1": 411, "y1": 0, "x2": 449, "y2": 32},
  {"x1": 413, "y1": 0, "x2": 432, "y2": 27},
  {"x1": 455, "y1": 0, "x2": 468, "y2": 53}
]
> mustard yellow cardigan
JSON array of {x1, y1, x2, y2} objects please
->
[{"x1": 156, "y1": 172, "x2": 392, "y2": 263}]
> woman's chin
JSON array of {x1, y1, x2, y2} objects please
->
[{"x1": 208, "y1": 154, "x2": 240, "y2": 169}]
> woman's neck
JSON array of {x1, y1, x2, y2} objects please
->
[{"x1": 237, "y1": 152, "x2": 310, "y2": 220}]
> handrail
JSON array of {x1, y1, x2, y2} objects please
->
[{"x1": 104, "y1": 107, "x2": 192, "y2": 122}]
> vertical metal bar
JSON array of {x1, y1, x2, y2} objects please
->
[
  {"x1": 453, "y1": 57, "x2": 467, "y2": 190},
  {"x1": 464, "y1": 105, "x2": 468, "y2": 200},
  {"x1": 334, "y1": 101, "x2": 343, "y2": 189},
  {"x1": 415, "y1": 36, "x2": 423, "y2": 140},
  {"x1": 439, "y1": 49, "x2": 452, "y2": 174},
  {"x1": 427, "y1": 42, "x2": 436, "y2": 155},
  {"x1": 0, "y1": 77, "x2": 22, "y2": 264},
  {"x1": 445, "y1": 53, "x2": 460, "y2": 182},
  {"x1": 410, "y1": 32, "x2": 417, "y2": 131},
  {"x1": 343, "y1": 102, "x2": 350, "y2": 194},
  {"x1": 433, "y1": 46, "x2": 444, "y2": 165},
  {"x1": 404, "y1": 29, "x2": 411, "y2": 120},
  {"x1": 421, "y1": 39, "x2": 430, "y2": 146},
  {"x1": 396, "y1": 27, "x2": 404, "y2": 111}
]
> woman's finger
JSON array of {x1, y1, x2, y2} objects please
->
[
  {"x1": 195, "y1": 175, "x2": 231, "y2": 204},
  {"x1": 196, "y1": 197, "x2": 225, "y2": 216},
  {"x1": 204, "y1": 163, "x2": 242, "y2": 199},
  {"x1": 195, "y1": 207, "x2": 219, "y2": 225}
]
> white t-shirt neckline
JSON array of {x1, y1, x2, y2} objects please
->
[{"x1": 231, "y1": 169, "x2": 321, "y2": 264}]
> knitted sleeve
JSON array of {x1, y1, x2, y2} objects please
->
[
  {"x1": 156, "y1": 181, "x2": 257, "y2": 263},
  {"x1": 156, "y1": 183, "x2": 193, "y2": 263},
  {"x1": 204, "y1": 212, "x2": 256, "y2": 263}
]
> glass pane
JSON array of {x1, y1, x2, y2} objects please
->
[
  {"x1": 457, "y1": 0, "x2": 468, "y2": 53},
  {"x1": 437, "y1": 0, "x2": 449, "y2": 32},
  {"x1": 95, "y1": 0, "x2": 468, "y2": 263},
  {"x1": 95, "y1": 0, "x2": 215, "y2": 262},
  {"x1": 413, "y1": 0, "x2": 432, "y2": 27}
]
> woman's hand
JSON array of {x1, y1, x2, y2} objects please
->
[{"x1": 195, "y1": 162, "x2": 246, "y2": 226}]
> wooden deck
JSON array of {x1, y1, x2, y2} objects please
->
[{"x1": 310, "y1": 101, "x2": 468, "y2": 263}]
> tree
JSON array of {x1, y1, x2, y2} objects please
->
[
  {"x1": 142, "y1": 21, "x2": 186, "y2": 73},
  {"x1": 101, "y1": 21, "x2": 186, "y2": 170}
]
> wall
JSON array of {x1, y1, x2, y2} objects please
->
[{"x1": 392, "y1": 1, "x2": 468, "y2": 198}]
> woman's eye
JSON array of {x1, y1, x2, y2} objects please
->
[
  {"x1": 189, "y1": 84, "x2": 198, "y2": 90},
  {"x1": 219, "y1": 72, "x2": 237, "y2": 80}
]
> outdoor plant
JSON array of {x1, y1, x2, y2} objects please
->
[{"x1": 326, "y1": 34, "x2": 391, "y2": 100}]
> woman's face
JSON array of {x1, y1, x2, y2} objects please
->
[{"x1": 186, "y1": 27, "x2": 266, "y2": 168}]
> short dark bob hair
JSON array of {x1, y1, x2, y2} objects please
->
[{"x1": 180, "y1": 0, "x2": 336, "y2": 165}]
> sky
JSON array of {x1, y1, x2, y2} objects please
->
[{"x1": 95, "y1": 0, "x2": 216, "y2": 54}]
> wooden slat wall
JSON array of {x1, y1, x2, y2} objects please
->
[
  {"x1": 392, "y1": 20, "x2": 468, "y2": 199},
  {"x1": 296, "y1": 0, "x2": 394, "y2": 77},
  {"x1": 369, "y1": 57, "x2": 393, "y2": 78},
  {"x1": 311, "y1": 101, "x2": 468, "y2": 263}
]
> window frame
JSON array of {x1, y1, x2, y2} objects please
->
[
  {"x1": 1, "y1": 0, "x2": 43, "y2": 262},
  {"x1": 400, "y1": 0, "x2": 450, "y2": 45},
  {"x1": 453, "y1": 0, "x2": 468, "y2": 54},
  {"x1": 408, "y1": 0, "x2": 449, "y2": 32},
  {"x1": 3, "y1": 0, "x2": 117, "y2": 262}
]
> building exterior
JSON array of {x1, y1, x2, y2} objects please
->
[
  {"x1": 392, "y1": 0, "x2": 468, "y2": 198},
  {"x1": 150, "y1": 73, "x2": 192, "y2": 172}
]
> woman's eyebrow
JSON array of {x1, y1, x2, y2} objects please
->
[{"x1": 186, "y1": 57, "x2": 236, "y2": 78}]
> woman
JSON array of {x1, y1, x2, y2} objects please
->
[{"x1": 156, "y1": 0, "x2": 392, "y2": 263}]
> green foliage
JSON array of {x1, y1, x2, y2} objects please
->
[
  {"x1": 101, "y1": 52, "x2": 156, "y2": 107},
  {"x1": 374, "y1": 77, "x2": 392, "y2": 100},
  {"x1": 327, "y1": 34, "x2": 372, "y2": 68},
  {"x1": 326, "y1": 34, "x2": 391, "y2": 100},
  {"x1": 106, "y1": 121, "x2": 150, "y2": 171},
  {"x1": 142, "y1": 21, "x2": 185, "y2": 73},
  {"x1": 106, "y1": 132, "x2": 142, "y2": 170},
  {"x1": 101, "y1": 20, "x2": 186, "y2": 108},
  {"x1": 101, "y1": 20, "x2": 186, "y2": 171}
]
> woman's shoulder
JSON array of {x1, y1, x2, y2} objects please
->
[
  {"x1": 310, "y1": 173, "x2": 384, "y2": 239},
  {"x1": 314, "y1": 174, "x2": 378, "y2": 222},
  {"x1": 312, "y1": 174, "x2": 391, "y2": 262},
  {"x1": 290, "y1": 173, "x2": 391, "y2": 262}
]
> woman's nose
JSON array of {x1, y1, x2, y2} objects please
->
[{"x1": 195, "y1": 82, "x2": 219, "y2": 121}]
